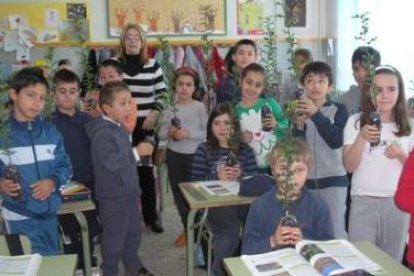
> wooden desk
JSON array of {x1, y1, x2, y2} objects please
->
[
  {"x1": 223, "y1": 241, "x2": 413, "y2": 276},
  {"x1": 38, "y1": 254, "x2": 78, "y2": 276},
  {"x1": 58, "y1": 199, "x2": 95, "y2": 276},
  {"x1": 179, "y1": 181, "x2": 255, "y2": 276}
]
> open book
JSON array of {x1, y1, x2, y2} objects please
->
[
  {"x1": 241, "y1": 240, "x2": 383, "y2": 276},
  {"x1": 197, "y1": 180, "x2": 240, "y2": 196},
  {"x1": 0, "y1": 254, "x2": 42, "y2": 276}
]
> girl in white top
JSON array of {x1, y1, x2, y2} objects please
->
[{"x1": 343, "y1": 65, "x2": 414, "y2": 261}]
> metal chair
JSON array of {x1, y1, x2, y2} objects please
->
[{"x1": 0, "y1": 234, "x2": 31, "y2": 255}]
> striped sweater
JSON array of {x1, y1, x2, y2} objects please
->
[
  {"x1": 191, "y1": 142, "x2": 258, "y2": 181},
  {"x1": 122, "y1": 57, "x2": 166, "y2": 118}
]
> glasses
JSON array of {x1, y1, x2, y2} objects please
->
[{"x1": 125, "y1": 34, "x2": 141, "y2": 42}]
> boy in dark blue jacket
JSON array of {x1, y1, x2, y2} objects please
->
[
  {"x1": 86, "y1": 81, "x2": 154, "y2": 276},
  {"x1": 242, "y1": 138, "x2": 333, "y2": 255},
  {"x1": 0, "y1": 67, "x2": 72, "y2": 255},
  {"x1": 52, "y1": 69, "x2": 100, "y2": 269}
]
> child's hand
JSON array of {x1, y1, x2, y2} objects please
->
[
  {"x1": 230, "y1": 164, "x2": 241, "y2": 180},
  {"x1": 262, "y1": 115, "x2": 277, "y2": 131},
  {"x1": 241, "y1": 131, "x2": 253, "y2": 143},
  {"x1": 136, "y1": 142, "x2": 154, "y2": 157},
  {"x1": 384, "y1": 142, "x2": 406, "y2": 161},
  {"x1": 296, "y1": 98, "x2": 318, "y2": 116},
  {"x1": 294, "y1": 113, "x2": 307, "y2": 130},
  {"x1": 271, "y1": 224, "x2": 303, "y2": 247},
  {"x1": 142, "y1": 111, "x2": 159, "y2": 130},
  {"x1": 0, "y1": 178, "x2": 21, "y2": 197},
  {"x1": 167, "y1": 127, "x2": 177, "y2": 138},
  {"x1": 172, "y1": 129, "x2": 190, "y2": 140},
  {"x1": 359, "y1": 124, "x2": 381, "y2": 144},
  {"x1": 31, "y1": 179, "x2": 55, "y2": 201},
  {"x1": 217, "y1": 165, "x2": 235, "y2": 181}
]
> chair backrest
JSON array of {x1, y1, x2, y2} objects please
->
[
  {"x1": 239, "y1": 174, "x2": 274, "y2": 196},
  {"x1": 0, "y1": 234, "x2": 31, "y2": 255}
]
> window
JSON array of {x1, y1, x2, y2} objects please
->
[{"x1": 337, "y1": 0, "x2": 414, "y2": 98}]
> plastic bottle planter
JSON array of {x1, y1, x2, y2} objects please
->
[
  {"x1": 369, "y1": 111, "x2": 381, "y2": 148},
  {"x1": 86, "y1": 98, "x2": 97, "y2": 110},
  {"x1": 171, "y1": 116, "x2": 181, "y2": 141},
  {"x1": 140, "y1": 136, "x2": 156, "y2": 167},
  {"x1": 261, "y1": 105, "x2": 273, "y2": 132},
  {"x1": 225, "y1": 151, "x2": 239, "y2": 167},
  {"x1": 4, "y1": 164, "x2": 22, "y2": 201},
  {"x1": 279, "y1": 212, "x2": 298, "y2": 228}
]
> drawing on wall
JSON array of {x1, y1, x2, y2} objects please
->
[
  {"x1": 107, "y1": 0, "x2": 226, "y2": 37},
  {"x1": 285, "y1": 0, "x2": 306, "y2": 27},
  {"x1": 67, "y1": 3, "x2": 87, "y2": 20},
  {"x1": 59, "y1": 19, "x2": 89, "y2": 42},
  {"x1": 237, "y1": 0, "x2": 264, "y2": 35},
  {"x1": 45, "y1": 9, "x2": 60, "y2": 29}
]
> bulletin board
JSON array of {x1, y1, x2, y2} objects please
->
[
  {"x1": 0, "y1": 0, "x2": 90, "y2": 44},
  {"x1": 107, "y1": 0, "x2": 226, "y2": 37}
]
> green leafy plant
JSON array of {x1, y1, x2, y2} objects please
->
[
  {"x1": 41, "y1": 47, "x2": 57, "y2": 120},
  {"x1": 352, "y1": 12, "x2": 378, "y2": 101},
  {"x1": 0, "y1": 82, "x2": 11, "y2": 155},
  {"x1": 152, "y1": 37, "x2": 176, "y2": 133},
  {"x1": 274, "y1": 139, "x2": 299, "y2": 209},
  {"x1": 264, "y1": 0, "x2": 301, "y2": 215},
  {"x1": 260, "y1": 0, "x2": 285, "y2": 98}
]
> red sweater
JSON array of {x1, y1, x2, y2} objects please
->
[{"x1": 395, "y1": 150, "x2": 414, "y2": 265}]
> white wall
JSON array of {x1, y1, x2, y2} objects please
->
[{"x1": 0, "y1": 0, "x2": 335, "y2": 79}]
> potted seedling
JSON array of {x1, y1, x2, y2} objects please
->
[
  {"x1": 0, "y1": 82, "x2": 22, "y2": 201},
  {"x1": 225, "y1": 107, "x2": 240, "y2": 168},
  {"x1": 274, "y1": 140, "x2": 299, "y2": 229}
]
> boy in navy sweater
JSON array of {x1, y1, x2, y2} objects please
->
[
  {"x1": 86, "y1": 81, "x2": 154, "y2": 276},
  {"x1": 242, "y1": 138, "x2": 333, "y2": 255},
  {"x1": 52, "y1": 69, "x2": 100, "y2": 269}
]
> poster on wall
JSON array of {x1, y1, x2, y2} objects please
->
[
  {"x1": 0, "y1": 1, "x2": 89, "y2": 44},
  {"x1": 285, "y1": 0, "x2": 306, "y2": 27},
  {"x1": 237, "y1": 0, "x2": 265, "y2": 35},
  {"x1": 107, "y1": 0, "x2": 227, "y2": 37}
]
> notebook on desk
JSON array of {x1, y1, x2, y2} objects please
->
[{"x1": 60, "y1": 181, "x2": 91, "y2": 202}]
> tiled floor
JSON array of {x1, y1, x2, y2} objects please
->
[
  {"x1": 139, "y1": 182, "x2": 207, "y2": 276},
  {"x1": 80, "y1": 180, "x2": 207, "y2": 276}
]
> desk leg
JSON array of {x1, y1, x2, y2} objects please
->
[
  {"x1": 74, "y1": 211, "x2": 91, "y2": 276},
  {"x1": 186, "y1": 209, "x2": 197, "y2": 276}
]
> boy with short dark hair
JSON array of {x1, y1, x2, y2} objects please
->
[
  {"x1": 294, "y1": 61, "x2": 349, "y2": 240},
  {"x1": 339, "y1": 46, "x2": 381, "y2": 114},
  {"x1": 0, "y1": 67, "x2": 72, "y2": 255},
  {"x1": 86, "y1": 81, "x2": 154, "y2": 276},
  {"x1": 242, "y1": 138, "x2": 333, "y2": 255},
  {"x1": 84, "y1": 59, "x2": 137, "y2": 133},
  {"x1": 51, "y1": 68, "x2": 100, "y2": 269}
]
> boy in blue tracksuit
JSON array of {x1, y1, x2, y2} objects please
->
[
  {"x1": 0, "y1": 67, "x2": 72, "y2": 255},
  {"x1": 242, "y1": 138, "x2": 333, "y2": 255}
]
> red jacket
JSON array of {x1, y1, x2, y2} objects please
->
[{"x1": 395, "y1": 149, "x2": 414, "y2": 265}]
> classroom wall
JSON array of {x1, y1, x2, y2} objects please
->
[{"x1": 0, "y1": 0, "x2": 338, "y2": 82}]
